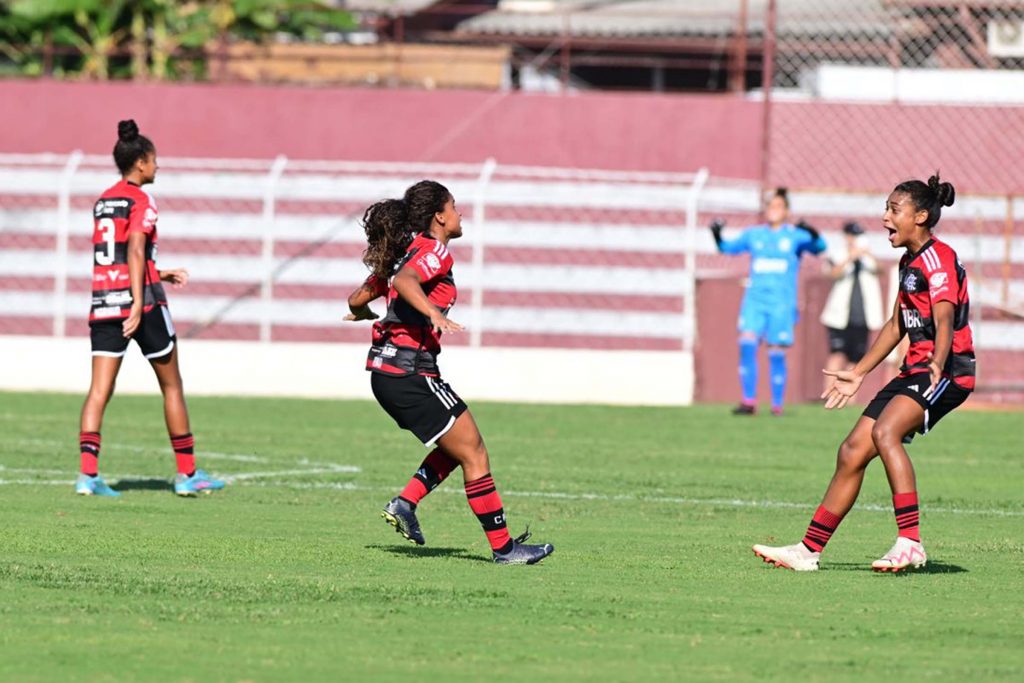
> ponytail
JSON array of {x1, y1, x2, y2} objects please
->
[
  {"x1": 361, "y1": 179, "x2": 452, "y2": 279},
  {"x1": 893, "y1": 172, "x2": 956, "y2": 230}
]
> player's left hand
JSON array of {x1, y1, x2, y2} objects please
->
[
  {"x1": 160, "y1": 268, "x2": 189, "y2": 289},
  {"x1": 796, "y1": 220, "x2": 821, "y2": 241},
  {"x1": 344, "y1": 305, "x2": 379, "y2": 322},
  {"x1": 821, "y1": 369, "x2": 863, "y2": 410},
  {"x1": 925, "y1": 352, "x2": 943, "y2": 393}
]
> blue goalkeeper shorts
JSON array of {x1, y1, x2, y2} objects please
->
[{"x1": 738, "y1": 299, "x2": 796, "y2": 346}]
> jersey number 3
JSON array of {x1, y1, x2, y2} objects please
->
[{"x1": 95, "y1": 217, "x2": 116, "y2": 266}]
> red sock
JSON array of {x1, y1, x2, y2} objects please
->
[
  {"x1": 80, "y1": 431, "x2": 101, "y2": 476},
  {"x1": 170, "y1": 433, "x2": 195, "y2": 475},
  {"x1": 400, "y1": 448, "x2": 458, "y2": 506},
  {"x1": 464, "y1": 473, "x2": 512, "y2": 553},
  {"x1": 893, "y1": 492, "x2": 921, "y2": 541},
  {"x1": 801, "y1": 505, "x2": 844, "y2": 552}
]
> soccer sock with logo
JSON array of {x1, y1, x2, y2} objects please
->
[
  {"x1": 738, "y1": 338, "x2": 758, "y2": 403},
  {"x1": 801, "y1": 505, "x2": 844, "y2": 553},
  {"x1": 80, "y1": 431, "x2": 101, "y2": 476},
  {"x1": 170, "y1": 433, "x2": 195, "y2": 476},
  {"x1": 893, "y1": 492, "x2": 921, "y2": 541},
  {"x1": 399, "y1": 448, "x2": 458, "y2": 507},
  {"x1": 464, "y1": 473, "x2": 512, "y2": 554},
  {"x1": 768, "y1": 349, "x2": 787, "y2": 409}
]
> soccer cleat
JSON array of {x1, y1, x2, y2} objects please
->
[
  {"x1": 493, "y1": 529, "x2": 554, "y2": 565},
  {"x1": 381, "y1": 497, "x2": 425, "y2": 545},
  {"x1": 174, "y1": 469, "x2": 226, "y2": 496},
  {"x1": 770, "y1": 406, "x2": 784, "y2": 417},
  {"x1": 752, "y1": 542, "x2": 820, "y2": 571},
  {"x1": 871, "y1": 537, "x2": 927, "y2": 572},
  {"x1": 75, "y1": 473, "x2": 120, "y2": 497},
  {"x1": 732, "y1": 403, "x2": 756, "y2": 416}
]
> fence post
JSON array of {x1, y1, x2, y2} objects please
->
[
  {"x1": 260, "y1": 155, "x2": 288, "y2": 343},
  {"x1": 470, "y1": 158, "x2": 498, "y2": 348},
  {"x1": 685, "y1": 168, "x2": 710, "y2": 351},
  {"x1": 53, "y1": 150, "x2": 84, "y2": 338}
]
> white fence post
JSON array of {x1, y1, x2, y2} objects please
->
[
  {"x1": 53, "y1": 150, "x2": 84, "y2": 338},
  {"x1": 684, "y1": 167, "x2": 710, "y2": 351},
  {"x1": 470, "y1": 158, "x2": 498, "y2": 348},
  {"x1": 260, "y1": 155, "x2": 288, "y2": 343}
]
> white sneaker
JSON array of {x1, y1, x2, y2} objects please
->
[
  {"x1": 871, "y1": 537, "x2": 927, "y2": 572},
  {"x1": 752, "y1": 542, "x2": 820, "y2": 571}
]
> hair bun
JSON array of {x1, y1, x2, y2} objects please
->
[
  {"x1": 775, "y1": 187, "x2": 788, "y2": 199},
  {"x1": 928, "y1": 172, "x2": 956, "y2": 208},
  {"x1": 117, "y1": 119, "x2": 139, "y2": 143}
]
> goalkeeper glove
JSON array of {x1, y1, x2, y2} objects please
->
[
  {"x1": 796, "y1": 220, "x2": 820, "y2": 241},
  {"x1": 709, "y1": 218, "x2": 725, "y2": 250}
]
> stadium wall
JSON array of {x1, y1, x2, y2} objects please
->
[{"x1": 0, "y1": 336, "x2": 694, "y2": 406}]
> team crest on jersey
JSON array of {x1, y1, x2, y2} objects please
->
[
  {"x1": 142, "y1": 207, "x2": 158, "y2": 229},
  {"x1": 903, "y1": 272, "x2": 919, "y2": 291},
  {"x1": 778, "y1": 238, "x2": 791, "y2": 252},
  {"x1": 419, "y1": 252, "x2": 442, "y2": 276}
]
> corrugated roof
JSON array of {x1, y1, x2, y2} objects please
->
[
  {"x1": 456, "y1": 0, "x2": 894, "y2": 40},
  {"x1": 340, "y1": 0, "x2": 440, "y2": 16}
]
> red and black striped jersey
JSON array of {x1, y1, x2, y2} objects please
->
[
  {"x1": 89, "y1": 179, "x2": 166, "y2": 321},
  {"x1": 897, "y1": 237, "x2": 975, "y2": 390},
  {"x1": 365, "y1": 234, "x2": 457, "y2": 376}
]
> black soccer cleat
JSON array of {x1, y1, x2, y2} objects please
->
[
  {"x1": 381, "y1": 497, "x2": 425, "y2": 545},
  {"x1": 731, "y1": 403, "x2": 756, "y2": 416},
  {"x1": 493, "y1": 529, "x2": 554, "y2": 565}
]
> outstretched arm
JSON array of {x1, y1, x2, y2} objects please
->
[
  {"x1": 344, "y1": 276, "x2": 385, "y2": 321},
  {"x1": 392, "y1": 266, "x2": 464, "y2": 335},
  {"x1": 822, "y1": 296, "x2": 905, "y2": 409}
]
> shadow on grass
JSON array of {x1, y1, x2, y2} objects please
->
[
  {"x1": 823, "y1": 560, "x2": 968, "y2": 574},
  {"x1": 366, "y1": 544, "x2": 491, "y2": 563},
  {"x1": 111, "y1": 478, "x2": 174, "y2": 493}
]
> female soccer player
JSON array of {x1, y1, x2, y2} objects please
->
[
  {"x1": 76, "y1": 120, "x2": 225, "y2": 497},
  {"x1": 345, "y1": 180, "x2": 554, "y2": 565},
  {"x1": 710, "y1": 188, "x2": 827, "y2": 416},
  {"x1": 752, "y1": 173, "x2": 972, "y2": 572}
]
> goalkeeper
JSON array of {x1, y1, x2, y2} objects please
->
[{"x1": 710, "y1": 187, "x2": 827, "y2": 415}]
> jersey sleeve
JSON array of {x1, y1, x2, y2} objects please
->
[
  {"x1": 926, "y1": 247, "x2": 959, "y2": 306},
  {"x1": 126, "y1": 194, "x2": 157, "y2": 236},
  {"x1": 795, "y1": 230, "x2": 827, "y2": 256},
  {"x1": 406, "y1": 244, "x2": 453, "y2": 284},
  {"x1": 717, "y1": 229, "x2": 750, "y2": 255}
]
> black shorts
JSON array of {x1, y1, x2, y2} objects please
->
[
  {"x1": 862, "y1": 373, "x2": 970, "y2": 442},
  {"x1": 827, "y1": 326, "x2": 870, "y2": 363},
  {"x1": 371, "y1": 372, "x2": 468, "y2": 446},
  {"x1": 90, "y1": 305, "x2": 176, "y2": 359}
]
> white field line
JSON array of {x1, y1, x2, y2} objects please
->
[
  {"x1": 4, "y1": 455, "x2": 1018, "y2": 519},
  {"x1": 243, "y1": 480, "x2": 1024, "y2": 519}
]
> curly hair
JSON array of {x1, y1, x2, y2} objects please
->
[{"x1": 361, "y1": 180, "x2": 451, "y2": 279}]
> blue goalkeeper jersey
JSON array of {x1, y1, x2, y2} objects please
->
[{"x1": 718, "y1": 223, "x2": 827, "y2": 307}]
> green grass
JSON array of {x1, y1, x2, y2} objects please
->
[{"x1": 0, "y1": 391, "x2": 1022, "y2": 682}]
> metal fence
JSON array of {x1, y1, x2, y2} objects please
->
[{"x1": 0, "y1": 153, "x2": 709, "y2": 351}]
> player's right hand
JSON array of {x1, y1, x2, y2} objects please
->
[
  {"x1": 343, "y1": 305, "x2": 379, "y2": 322},
  {"x1": 122, "y1": 308, "x2": 142, "y2": 338},
  {"x1": 429, "y1": 310, "x2": 464, "y2": 335},
  {"x1": 709, "y1": 219, "x2": 725, "y2": 248},
  {"x1": 821, "y1": 369, "x2": 863, "y2": 409}
]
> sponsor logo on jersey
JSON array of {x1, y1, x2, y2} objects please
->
[
  {"x1": 907, "y1": 384, "x2": 920, "y2": 393},
  {"x1": 751, "y1": 257, "x2": 789, "y2": 274},
  {"x1": 379, "y1": 344, "x2": 398, "y2": 358},
  {"x1": 372, "y1": 356, "x2": 383, "y2": 368},
  {"x1": 105, "y1": 291, "x2": 133, "y2": 306},
  {"x1": 929, "y1": 272, "x2": 948, "y2": 288},
  {"x1": 902, "y1": 309, "x2": 923, "y2": 329},
  {"x1": 418, "y1": 252, "x2": 442, "y2": 276},
  {"x1": 106, "y1": 269, "x2": 123, "y2": 282},
  {"x1": 93, "y1": 306, "x2": 122, "y2": 318}
]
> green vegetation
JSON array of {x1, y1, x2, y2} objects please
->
[
  {"x1": 0, "y1": 1, "x2": 355, "y2": 80},
  {"x1": 0, "y1": 391, "x2": 1021, "y2": 682}
]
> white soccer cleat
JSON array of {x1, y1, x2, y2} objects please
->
[
  {"x1": 752, "y1": 542, "x2": 820, "y2": 571},
  {"x1": 871, "y1": 537, "x2": 927, "y2": 573}
]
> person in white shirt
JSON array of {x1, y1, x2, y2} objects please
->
[{"x1": 820, "y1": 222, "x2": 885, "y2": 392}]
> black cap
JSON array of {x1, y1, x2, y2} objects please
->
[{"x1": 843, "y1": 221, "x2": 864, "y2": 236}]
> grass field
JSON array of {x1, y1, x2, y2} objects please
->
[{"x1": 1, "y1": 391, "x2": 1022, "y2": 682}]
